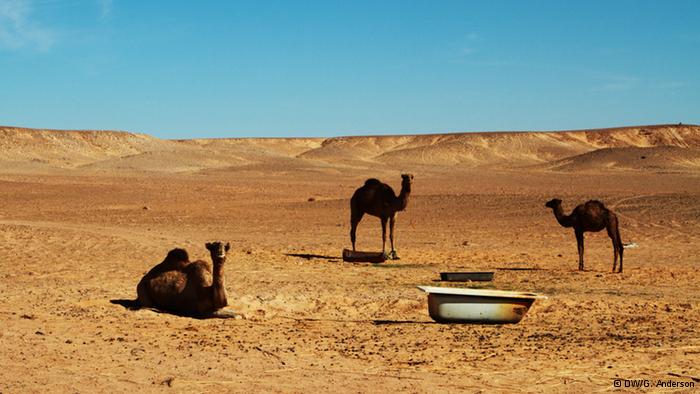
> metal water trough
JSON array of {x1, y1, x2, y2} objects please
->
[
  {"x1": 342, "y1": 249, "x2": 386, "y2": 263},
  {"x1": 417, "y1": 286, "x2": 547, "y2": 324},
  {"x1": 439, "y1": 272, "x2": 494, "y2": 282}
]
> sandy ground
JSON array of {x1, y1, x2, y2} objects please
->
[{"x1": 1, "y1": 126, "x2": 699, "y2": 392}]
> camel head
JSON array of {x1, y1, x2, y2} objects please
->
[
  {"x1": 401, "y1": 173, "x2": 414, "y2": 187},
  {"x1": 545, "y1": 198, "x2": 562, "y2": 209},
  {"x1": 205, "y1": 241, "x2": 231, "y2": 260}
]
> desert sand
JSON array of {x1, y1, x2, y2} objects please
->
[{"x1": 1, "y1": 124, "x2": 699, "y2": 392}]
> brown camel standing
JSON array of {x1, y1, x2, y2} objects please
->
[
  {"x1": 350, "y1": 174, "x2": 413, "y2": 259},
  {"x1": 134, "y1": 241, "x2": 231, "y2": 316},
  {"x1": 545, "y1": 199, "x2": 624, "y2": 273}
]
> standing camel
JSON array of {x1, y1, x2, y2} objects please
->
[
  {"x1": 545, "y1": 199, "x2": 624, "y2": 273},
  {"x1": 132, "y1": 241, "x2": 232, "y2": 317},
  {"x1": 350, "y1": 174, "x2": 413, "y2": 259}
]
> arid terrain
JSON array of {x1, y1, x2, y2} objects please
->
[{"x1": 1, "y1": 124, "x2": 699, "y2": 392}]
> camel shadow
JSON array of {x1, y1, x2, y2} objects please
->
[
  {"x1": 284, "y1": 253, "x2": 340, "y2": 261},
  {"x1": 109, "y1": 299, "x2": 238, "y2": 319},
  {"x1": 110, "y1": 299, "x2": 140, "y2": 309}
]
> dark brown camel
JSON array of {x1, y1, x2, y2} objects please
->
[
  {"x1": 117, "y1": 241, "x2": 232, "y2": 317},
  {"x1": 350, "y1": 174, "x2": 413, "y2": 259},
  {"x1": 545, "y1": 199, "x2": 624, "y2": 273}
]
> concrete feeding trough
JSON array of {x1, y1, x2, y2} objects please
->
[
  {"x1": 417, "y1": 286, "x2": 547, "y2": 324},
  {"x1": 439, "y1": 272, "x2": 494, "y2": 282},
  {"x1": 342, "y1": 249, "x2": 386, "y2": 263}
]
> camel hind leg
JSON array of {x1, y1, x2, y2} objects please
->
[
  {"x1": 607, "y1": 215, "x2": 623, "y2": 273},
  {"x1": 381, "y1": 216, "x2": 388, "y2": 255},
  {"x1": 618, "y1": 239, "x2": 624, "y2": 273},
  {"x1": 135, "y1": 276, "x2": 154, "y2": 308}
]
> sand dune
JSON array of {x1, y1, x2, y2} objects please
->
[
  {"x1": 0, "y1": 126, "x2": 163, "y2": 166},
  {"x1": 547, "y1": 146, "x2": 700, "y2": 171},
  {"x1": 2, "y1": 124, "x2": 699, "y2": 172}
]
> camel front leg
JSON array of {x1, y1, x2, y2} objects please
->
[
  {"x1": 381, "y1": 217, "x2": 388, "y2": 255},
  {"x1": 575, "y1": 229, "x2": 584, "y2": 271},
  {"x1": 388, "y1": 215, "x2": 398, "y2": 260},
  {"x1": 210, "y1": 285, "x2": 228, "y2": 311},
  {"x1": 350, "y1": 212, "x2": 363, "y2": 251}
]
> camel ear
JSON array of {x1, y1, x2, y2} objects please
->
[
  {"x1": 205, "y1": 242, "x2": 212, "y2": 250},
  {"x1": 225, "y1": 243, "x2": 231, "y2": 252}
]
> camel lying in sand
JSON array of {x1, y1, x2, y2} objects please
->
[{"x1": 117, "y1": 241, "x2": 234, "y2": 317}]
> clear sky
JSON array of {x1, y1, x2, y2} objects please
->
[{"x1": 1, "y1": 0, "x2": 699, "y2": 138}]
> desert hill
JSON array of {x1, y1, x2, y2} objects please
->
[
  {"x1": 1, "y1": 124, "x2": 699, "y2": 172},
  {"x1": 547, "y1": 146, "x2": 700, "y2": 172}
]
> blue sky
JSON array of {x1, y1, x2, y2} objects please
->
[{"x1": 1, "y1": 0, "x2": 698, "y2": 138}]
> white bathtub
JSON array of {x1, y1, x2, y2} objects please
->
[{"x1": 417, "y1": 286, "x2": 547, "y2": 324}]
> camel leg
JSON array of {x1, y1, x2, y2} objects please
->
[
  {"x1": 388, "y1": 214, "x2": 398, "y2": 259},
  {"x1": 607, "y1": 225, "x2": 618, "y2": 273},
  {"x1": 575, "y1": 229, "x2": 584, "y2": 271},
  {"x1": 350, "y1": 212, "x2": 363, "y2": 251},
  {"x1": 136, "y1": 277, "x2": 154, "y2": 308},
  {"x1": 607, "y1": 215, "x2": 623, "y2": 273},
  {"x1": 618, "y1": 240, "x2": 623, "y2": 273},
  {"x1": 381, "y1": 216, "x2": 388, "y2": 255}
]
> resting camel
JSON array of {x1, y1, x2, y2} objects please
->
[
  {"x1": 350, "y1": 174, "x2": 413, "y2": 259},
  {"x1": 118, "y1": 241, "x2": 232, "y2": 317},
  {"x1": 545, "y1": 199, "x2": 624, "y2": 273}
]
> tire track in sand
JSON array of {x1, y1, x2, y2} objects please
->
[{"x1": 610, "y1": 194, "x2": 700, "y2": 241}]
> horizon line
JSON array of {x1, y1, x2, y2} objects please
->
[{"x1": 1, "y1": 122, "x2": 697, "y2": 141}]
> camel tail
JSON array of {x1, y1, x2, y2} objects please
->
[{"x1": 110, "y1": 299, "x2": 141, "y2": 310}]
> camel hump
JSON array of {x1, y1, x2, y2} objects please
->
[
  {"x1": 364, "y1": 178, "x2": 382, "y2": 187},
  {"x1": 586, "y1": 200, "x2": 607, "y2": 209},
  {"x1": 165, "y1": 248, "x2": 189, "y2": 262}
]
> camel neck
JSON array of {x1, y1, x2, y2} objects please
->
[
  {"x1": 552, "y1": 205, "x2": 573, "y2": 228},
  {"x1": 212, "y1": 258, "x2": 226, "y2": 283},
  {"x1": 210, "y1": 256, "x2": 228, "y2": 310},
  {"x1": 396, "y1": 184, "x2": 411, "y2": 211}
]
